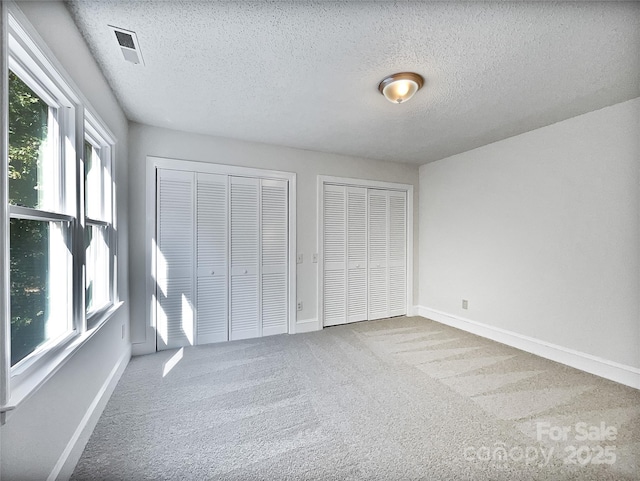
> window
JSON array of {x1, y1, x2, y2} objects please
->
[
  {"x1": 84, "y1": 123, "x2": 114, "y2": 318},
  {"x1": 8, "y1": 68, "x2": 74, "y2": 369},
  {"x1": 1, "y1": 8, "x2": 117, "y2": 400}
]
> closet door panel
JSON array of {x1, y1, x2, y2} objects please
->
[
  {"x1": 196, "y1": 173, "x2": 228, "y2": 344},
  {"x1": 230, "y1": 176, "x2": 259, "y2": 340},
  {"x1": 368, "y1": 189, "x2": 389, "y2": 320},
  {"x1": 323, "y1": 184, "x2": 346, "y2": 326},
  {"x1": 261, "y1": 179, "x2": 288, "y2": 336},
  {"x1": 388, "y1": 191, "x2": 407, "y2": 316},
  {"x1": 347, "y1": 187, "x2": 367, "y2": 322},
  {"x1": 156, "y1": 169, "x2": 195, "y2": 350}
]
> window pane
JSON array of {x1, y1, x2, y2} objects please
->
[
  {"x1": 84, "y1": 140, "x2": 102, "y2": 220},
  {"x1": 85, "y1": 224, "x2": 110, "y2": 313},
  {"x1": 10, "y1": 218, "x2": 72, "y2": 366},
  {"x1": 8, "y1": 70, "x2": 57, "y2": 211}
]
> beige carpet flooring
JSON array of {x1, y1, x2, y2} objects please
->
[{"x1": 72, "y1": 316, "x2": 640, "y2": 480}]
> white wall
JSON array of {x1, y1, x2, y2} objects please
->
[
  {"x1": 1, "y1": 2, "x2": 130, "y2": 479},
  {"x1": 419, "y1": 98, "x2": 640, "y2": 370},
  {"x1": 128, "y1": 122, "x2": 419, "y2": 353}
]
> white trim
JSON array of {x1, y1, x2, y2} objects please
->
[
  {"x1": 0, "y1": 0, "x2": 11, "y2": 418},
  {"x1": 318, "y1": 175, "x2": 412, "y2": 192},
  {"x1": 148, "y1": 155, "x2": 296, "y2": 181},
  {"x1": 3, "y1": 302, "x2": 125, "y2": 415},
  {"x1": 142, "y1": 155, "x2": 297, "y2": 354},
  {"x1": 295, "y1": 318, "x2": 321, "y2": 334},
  {"x1": 47, "y1": 344, "x2": 131, "y2": 481},
  {"x1": 8, "y1": 205, "x2": 74, "y2": 223},
  {"x1": 131, "y1": 341, "x2": 153, "y2": 357},
  {"x1": 317, "y1": 176, "x2": 414, "y2": 329},
  {"x1": 415, "y1": 305, "x2": 640, "y2": 390}
]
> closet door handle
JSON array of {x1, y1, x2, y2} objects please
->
[
  {"x1": 210, "y1": 270, "x2": 215, "y2": 275},
  {"x1": 244, "y1": 269, "x2": 248, "y2": 274},
  {"x1": 356, "y1": 264, "x2": 360, "y2": 268}
]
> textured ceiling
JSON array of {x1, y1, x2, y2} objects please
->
[{"x1": 66, "y1": 1, "x2": 640, "y2": 165}]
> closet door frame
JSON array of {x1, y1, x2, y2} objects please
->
[
  {"x1": 317, "y1": 176, "x2": 413, "y2": 328},
  {"x1": 142, "y1": 156, "x2": 296, "y2": 355}
]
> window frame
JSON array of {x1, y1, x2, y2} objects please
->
[
  {"x1": 0, "y1": 3, "x2": 119, "y2": 418},
  {"x1": 84, "y1": 115, "x2": 116, "y2": 324},
  {"x1": 6, "y1": 22, "x2": 78, "y2": 377}
]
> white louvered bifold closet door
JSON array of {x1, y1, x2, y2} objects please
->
[
  {"x1": 196, "y1": 173, "x2": 228, "y2": 344},
  {"x1": 367, "y1": 189, "x2": 389, "y2": 320},
  {"x1": 347, "y1": 187, "x2": 367, "y2": 322},
  {"x1": 230, "y1": 176, "x2": 260, "y2": 340},
  {"x1": 323, "y1": 184, "x2": 347, "y2": 326},
  {"x1": 261, "y1": 179, "x2": 288, "y2": 336},
  {"x1": 156, "y1": 169, "x2": 195, "y2": 350},
  {"x1": 388, "y1": 191, "x2": 407, "y2": 317}
]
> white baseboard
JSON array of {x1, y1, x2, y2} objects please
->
[
  {"x1": 415, "y1": 306, "x2": 640, "y2": 390},
  {"x1": 132, "y1": 340, "x2": 155, "y2": 356},
  {"x1": 295, "y1": 318, "x2": 321, "y2": 334},
  {"x1": 48, "y1": 345, "x2": 132, "y2": 481},
  {"x1": 133, "y1": 318, "x2": 324, "y2": 353}
]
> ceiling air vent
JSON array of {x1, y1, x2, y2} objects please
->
[{"x1": 109, "y1": 25, "x2": 144, "y2": 65}]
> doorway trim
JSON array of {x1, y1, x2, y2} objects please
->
[{"x1": 317, "y1": 175, "x2": 414, "y2": 328}]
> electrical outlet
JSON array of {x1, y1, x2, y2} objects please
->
[
  {"x1": 297, "y1": 253, "x2": 303, "y2": 264},
  {"x1": 297, "y1": 301, "x2": 303, "y2": 311},
  {"x1": 462, "y1": 299, "x2": 468, "y2": 310},
  {"x1": 313, "y1": 253, "x2": 318, "y2": 263}
]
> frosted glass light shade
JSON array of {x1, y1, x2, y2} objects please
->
[{"x1": 378, "y1": 72, "x2": 424, "y2": 104}]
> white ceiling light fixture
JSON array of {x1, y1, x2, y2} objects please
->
[{"x1": 378, "y1": 72, "x2": 424, "y2": 104}]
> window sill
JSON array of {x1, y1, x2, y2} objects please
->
[{"x1": 1, "y1": 301, "x2": 125, "y2": 421}]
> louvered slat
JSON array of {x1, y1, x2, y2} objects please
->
[
  {"x1": 368, "y1": 190, "x2": 388, "y2": 265},
  {"x1": 323, "y1": 184, "x2": 347, "y2": 326},
  {"x1": 230, "y1": 176, "x2": 259, "y2": 339},
  {"x1": 261, "y1": 179, "x2": 288, "y2": 336},
  {"x1": 388, "y1": 191, "x2": 407, "y2": 316},
  {"x1": 197, "y1": 174, "x2": 227, "y2": 269},
  {"x1": 157, "y1": 277, "x2": 194, "y2": 348},
  {"x1": 368, "y1": 189, "x2": 389, "y2": 320},
  {"x1": 262, "y1": 273, "x2": 288, "y2": 335},
  {"x1": 230, "y1": 275, "x2": 259, "y2": 340},
  {"x1": 261, "y1": 182, "x2": 288, "y2": 267},
  {"x1": 389, "y1": 192, "x2": 406, "y2": 264},
  {"x1": 348, "y1": 268, "x2": 367, "y2": 319},
  {"x1": 324, "y1": 186, "x2": 345, "y2": 265},
  {"x1": 231, "y1": 179, "x2": 259, "y2": 269},
  {"x1": 388, "y1": 266, "x2": 406, "y2": 314},
  {"x1": 368, "y1": 267, "x2": 388, "y2": 319},
  {"x1": 196, "y1": 173, "x2": 228, "y2": 344},
  {"x1": 158, "y1": 177, "x2": 193, "y2": 278},
  {"x1": 347, "y1": 187, "x2": 367, "y2": 322},
  {"x1": 197, "y1": 277, "x2": 227, "y2": 343},
  {"x1": 324, "y1": 269, "x2": 346, "y2": 324},
  {"x1": 156, "y1": 169, "x2": 194, "y2": 350}
]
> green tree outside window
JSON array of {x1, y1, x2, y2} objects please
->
[{"x1": 8, "y1": 70, "x2": 51, "y2": 365}]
